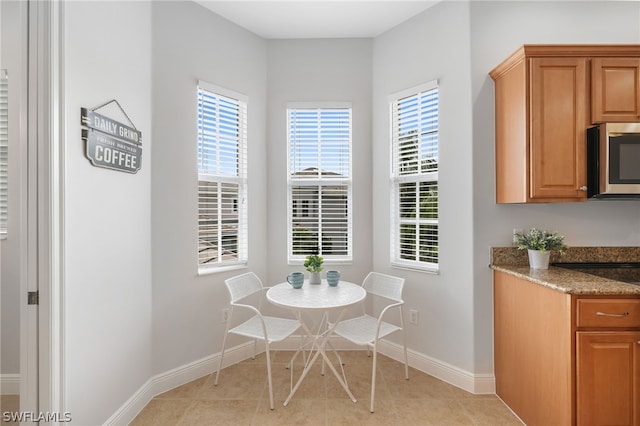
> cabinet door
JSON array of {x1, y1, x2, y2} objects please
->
[
  {"x1": 592, "y1": 58, "x2": 640, "y2": 123},
  {"x1": 576, "y1": 331, "x2": 640, "y2": 426},
  {"x1": 530, "y1": 58, "x2": 588, "y2": 201}
]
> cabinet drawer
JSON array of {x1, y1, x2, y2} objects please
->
[{"x1": 576, "y1": 299, "x2": 640, "y2": 328}]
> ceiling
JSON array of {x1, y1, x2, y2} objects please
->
[{"x1": 194, "y1": 0, "x2": 440, "y2": 39}]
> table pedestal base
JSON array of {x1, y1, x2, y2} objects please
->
[{"x1": 283, "y1": 311, "x2": 357, "y2": 406}]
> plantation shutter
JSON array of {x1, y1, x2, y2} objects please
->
[
  {"x1": 197, "y1": 83, "x2": 248, "y2": 269},
  {"x1": 390, "y1": 82, "x2": 439, "y2": 270},
  {"x1": 287, "y1": 106, "x2": 352, "y2": 261},
  {"x1": 0, "y1": 70, "x2": 8, "y2": 237}
]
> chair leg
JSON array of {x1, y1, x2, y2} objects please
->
[
  {"x1": 402, "y1": 329, "x2": 409, "y2": 380},
  {"x1": 370, "y1": 344, "x2": 378, "y2": 413},
  {"x1": 265, "y1": 341, "x2": 275, "y2": 410},
  {"x1": 215, "y1": 330, "x2": 230, "y2": 386}
]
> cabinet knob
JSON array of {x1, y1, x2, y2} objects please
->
[{"x1": 579, "y1": 186, "x2": 588, "y2": 191}]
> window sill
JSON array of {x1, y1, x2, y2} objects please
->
[
  {"x1": 288, "y1": 259, "x2": 353, "y2": 266},
  {"x1": 391, "y1": 261, "x2": 439, "y2": 275},
  {"x1": 198, "y1": 263, "x2": 248, "y2": 277}
]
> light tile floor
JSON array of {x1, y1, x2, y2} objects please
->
[{"x1": 132, "y1": 351, "x2": 523, "y2": 426}]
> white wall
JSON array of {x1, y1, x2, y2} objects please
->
[
  {"x1": 470, "y1": 0, "x2": 640, "y2": 374},
  {"x1": 0, "y1": 0, "x2": 26, "y2": 385},
  {"x1": 63, "y1": 2, "x2": 152, "y2": 423},
  {"x1": 150, "y1": 1, "x2": 268, "y2": 375},
  {"x1": 372, "y1": 1, "x2": 477, "y2": 373},
  {"x1": 265, "y1": 38, "x2": 373, "y2": 286}
]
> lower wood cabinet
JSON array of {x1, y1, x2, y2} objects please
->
[
  {"x1": 577, "y1": 332, "x2": 640, "y2": 426},
  {"x1": 494, "y1": 271, "x2": 640, "y2": 426}
]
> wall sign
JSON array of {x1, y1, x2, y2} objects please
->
[{"x1": 81, "y1": 100, "x2": 142, "y2": 173}]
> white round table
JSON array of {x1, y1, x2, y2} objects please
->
[
  {"x1": 266, "y1": 279, "x2": 366, "y2": 311},
  {"x1": 266, "y1": 279, "x2": 366, "y2": 406}
]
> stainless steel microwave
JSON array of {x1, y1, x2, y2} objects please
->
[{"x1": 586, "y1": 122, "x2": 640, "y2": 199}]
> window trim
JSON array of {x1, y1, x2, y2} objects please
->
[
  {"x1": 196, "y1": 81, "x2": 248, "y2": 273},
  {"x1": 389, "y1": 80, "x2": 439, "y2": 273},
  {"x1": 286, "y1": 102, "x2": 353, "y2": 264}
]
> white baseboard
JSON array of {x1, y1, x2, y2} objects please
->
[
  {"x1": 1, "y1": 374, "x2": 20, "y2": 395},
  {"x1": 105, "y1": 337, "x2": 496, "y2": 425},
  {"x1": 104, "y1": 342, "x2": 255, "y2": 426},
  {"x1": 374, "y1": 339, "x2": 496, "y2": 394}
]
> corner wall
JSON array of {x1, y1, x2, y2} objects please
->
[
  {"x1": 63, "y1": 2, "x2": 153, "y2": 423},
  {"x1": 372, "y1": 1, "x2": 477, "y2": 374},
  {"x1": 150, "y1": 1, "x2": 268, "y2": 376},
  {"x1": 265, "y1": 38, "x2": 374, "y2": 286}
]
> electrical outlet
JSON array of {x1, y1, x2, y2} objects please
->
[
  {"x1": 409, "y1": 309, "x2": 418, "y2": 325},
  {"x1": 221, "y1": 308, "x2": 229, "y2": 324},
  {"x1": 513, "y1": 228, "x2": 523, "y2": 244}
]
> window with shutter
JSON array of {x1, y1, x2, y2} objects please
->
[
  {"x1": 0, "y1": 70, "x2": 8, "y2": 238},
  {"x1": 287, "y1": 105, "x2": 352, "y2": 263},
  {"x1": 390, "y1": 81, "x2": 439, "y2": 271},
  {"x1": 197, "y1": 82, "x2": 248, "y2": 271}
]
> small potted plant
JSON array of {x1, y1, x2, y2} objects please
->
[
  {"x1": 304, "y1": 254, "x2": 324, "y2": 284},
  {"x1": 514, "y1": 228, "x2": 568, "y2": 269}
]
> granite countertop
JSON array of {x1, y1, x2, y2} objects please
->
[{"x1": 490, "y1": 246, "x2": 640, "y2": 296}]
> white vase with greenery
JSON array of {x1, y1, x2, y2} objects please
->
[
  {"x1": 513, "y1": 228, "x2": 568, "y2": 270},
  {"x1": 527, "y1": 249, "x2": 551, "y2": 269},
  {"x1": 304, "y1": 255, "x2": 324, "y2": 284}
]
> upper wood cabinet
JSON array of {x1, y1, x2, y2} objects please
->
[
  {"x1": 592, "y1": 58, "x2": 640, "y2": 122},
  {"x1": 530, "y1": 58, "x2": 588, "y2": 201},
  {"x1": 491, "y1": 48, "x2": 589, "y2": 203},
  {"x1": 490, "y1": 45, "x2": 640, "y2": 204}
]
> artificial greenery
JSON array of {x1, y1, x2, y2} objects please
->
[
  {"x1": 513, "y1": 228, "x2": 568, "y2": 254},
  {"x1": 304, "y1": 254, "x2": 324, "y2": 272}
]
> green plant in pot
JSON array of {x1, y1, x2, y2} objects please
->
[
  {"x1": 304, "y1": 254, "x2": 324, "y2": 284},
  {"x1": 513, "y1": 228, "x2": 568, "y2": 270}
]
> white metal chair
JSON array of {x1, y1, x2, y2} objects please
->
[
  {"x1": 331, "y1": 272, "x2": 409, "y2": 413},
  {"x1": 214, "y1": 272, "x2": 301, "y2": 410}
]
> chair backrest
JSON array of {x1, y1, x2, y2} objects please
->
[
  {"x1": 362, "y1": 272, "x2": 405, "y2": 302},
  {"x1": 224, "y1": 272, "x2": 263, "y2": 304}
]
